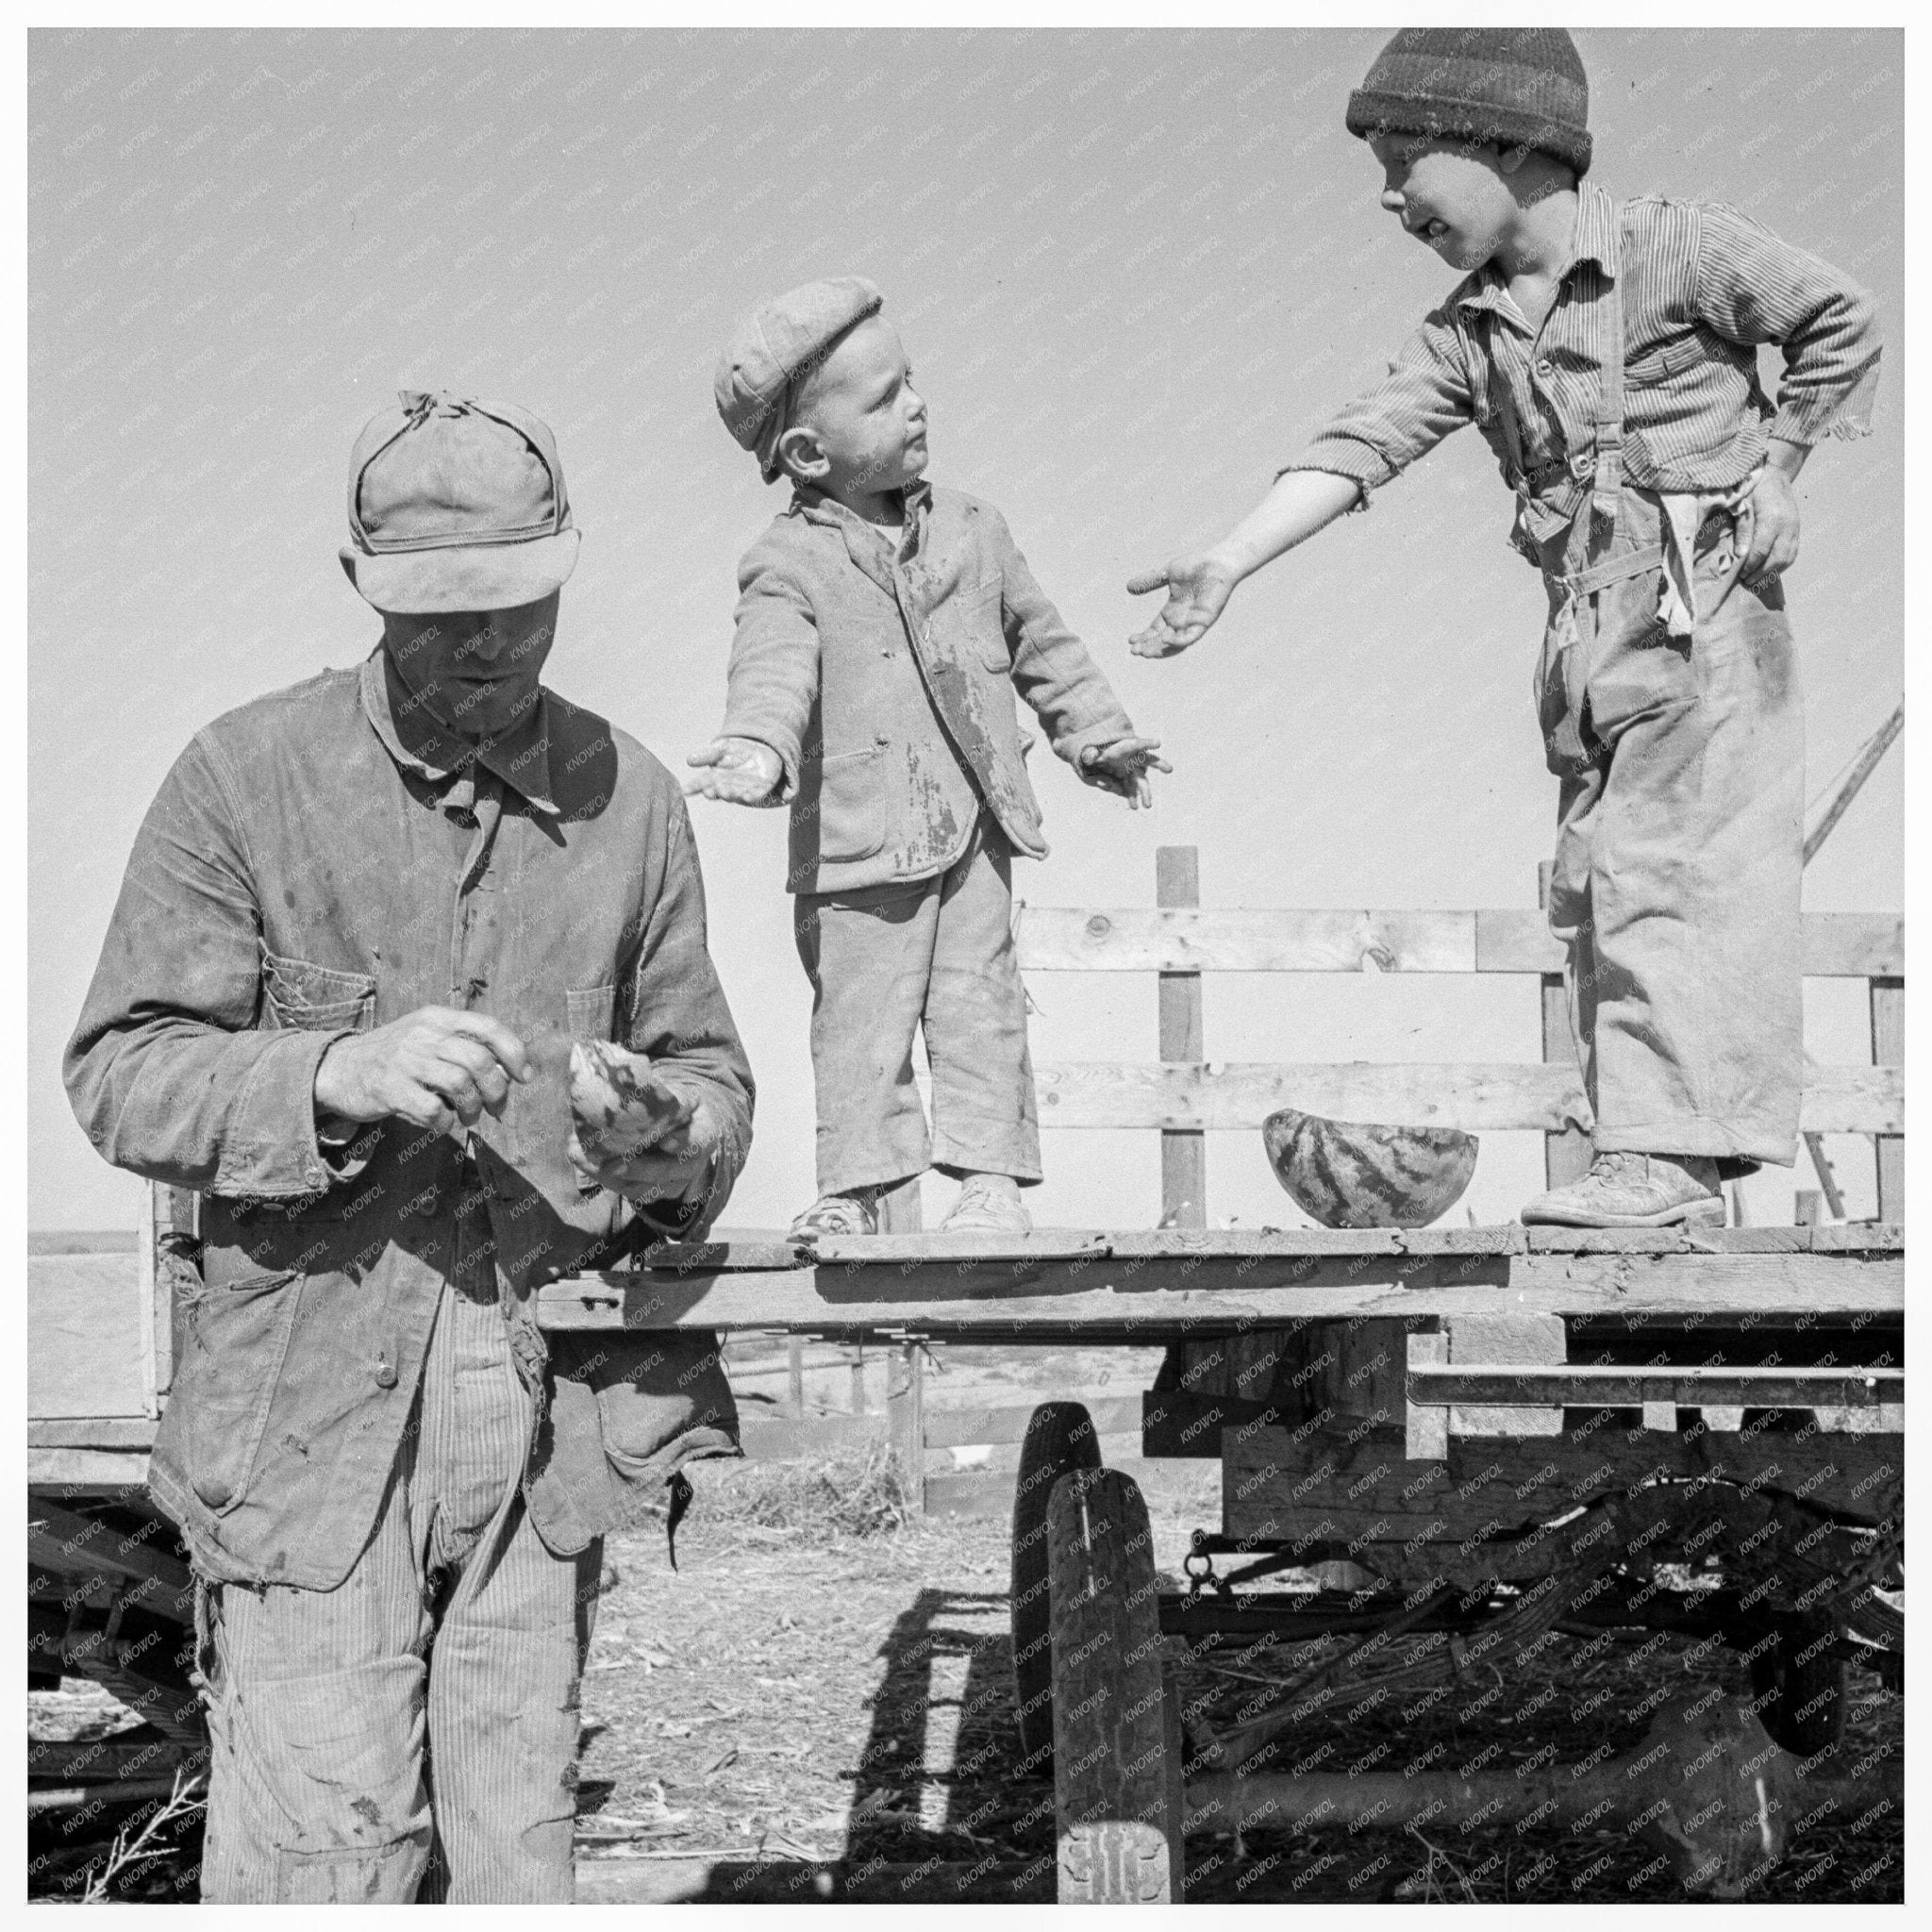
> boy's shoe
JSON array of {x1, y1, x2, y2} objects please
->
[
  {"x1": 789, "y1": 1191, "x2": 879, "y2": 1241},
  {"x1": 1520, "y1": 1152, "x2": 1724, "y2": 1229},
  {"x1": 940, "y1": 1176, "x2": 1033, "y2": 1236}
]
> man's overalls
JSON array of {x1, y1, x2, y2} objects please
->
[{"x1": 1527, "y1": 211, "x2": 1804, "y2": 1170}]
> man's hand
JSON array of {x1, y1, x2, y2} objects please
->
[
  {"x1": 684, "y1": 737, "x2": 785, "y2": 805},
  {"x1": 313, "y1": 1007, "x2": 533, "y2": 1134},
  {"x1": 1077, "y1": 737, "x2": 1172, "y2": 808},
  {"x1": 1734, "y1": 463, "x2": 1802, "y2": 591},
  {"x1": 1126, "y1": 552, "x2": 1242, "y2": 658}
]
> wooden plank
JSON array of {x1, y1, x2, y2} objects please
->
[
  {"x1": 760, "y1": 1226, "x2": 1902, "y2": 1265},
  {"x1": 1482, "y1": 908, "x2": 1904, "y2": 978},
  {"x1": 924, "y1": 1394, "x2": 1145, "y2": 1450},
  {"x1": 1157, "y1": 846, "x2": 1207, "y2": 1231},
  {"x1": 1013, "y1": 907, "x2": 1900, "y2": 977},
  {"x1": 1408, "y1": 1364, "x2": 1905, "y2": 1407},
  {"x1": 1446, "y1": 1308, "x2": 1565, "y2": 1436},
  {"x1": 639, "y1": 1235, "x2": 808, "y2": 1274},
  {"x1": 27, "y1": 1451, "x2": 152, "y2": 1489},
  {"x1": 1223, "y1": 1420, "x2": 1902, "y2": 1545},
  {"x1": 28, "y1": 1735, "x2": 205, "y2": 1784},
  {"x1": 1872, "y1": 976, "x2": 1904, "y2": 1224},
  {"x1": 27, "y1": 1418, "x2": 158, "y2": 1450},
  {"x1": 1032, "y1": 1060, "x2": 1901, "y2": 1134},
  {"x1": 534, "y1": 1249, "x2": 1904, "y2": 1336},
  {"x1": 1405, "y1": 1332, "x2": 1448, "y2": 1458},
  {"x1": 1017, "y1": 907, "x2": 1478, "y2": 974},
  {"x1": 28, "y1": 1252, "x2": 149, "y2": 1423}
]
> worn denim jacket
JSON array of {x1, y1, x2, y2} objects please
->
[
  {"x1": 64, "y1": 651, "x2": 756, "y2": 1589},
  {"x1": 720, "y1": 480, "x2": 1137, "y2": 895}
]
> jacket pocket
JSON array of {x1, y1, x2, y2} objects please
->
[
  {"x1": 174, "y1": 1268, "x2": 306, "y2": 1513},
  {"x1": 262, "y1": 952, "x2": 376, "y2": 1034},
  {"x1": 550, "y1": 1330, "x2": 741, "y2": 1491},
  {"x1": 806, "y1": 743, "x2": 887, "y2": 863},
  {"x1": 948, "y1": 577, "x2": 1009, "y2": 673},
  {"x1": 567, "y1": 985, "x2": 618, "y2": 1042}
]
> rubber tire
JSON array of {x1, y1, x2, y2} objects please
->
[
  {"x1": 1010, "y1": 1401, "x2": 1103, "y2": 1774},
  {"x1": 1048, "y1": 1467, "x2": 1180, "y2": 1903},
  {"x1": 1750, "y1": 1627, "x2": 1850, "y2": 1758}
]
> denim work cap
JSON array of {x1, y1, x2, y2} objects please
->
[
  {"x1": 339, "y1": 391, "x2": 582, "y2": 614},
  {"x1": 714, "y1": 275, "x2": 884, "y2": 483}
]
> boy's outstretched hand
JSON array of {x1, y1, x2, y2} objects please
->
[
  {"x1": 685, "y1": 736, "x2": 784, "y2": 805},
  {"x1": 1078, "y1": 736, "x2": 1172, "y2": 808},
  {"x1": 1126, "y1": 552, "x2": 1241, "y2": 658}
]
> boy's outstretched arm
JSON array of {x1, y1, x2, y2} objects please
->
[
  {"x1": 1129, "y1": 308, "x2": 1474, "y2": 658},
  {"x1": 1127, "y1": 469, "x2": 1363, "y2": 658},
  {"x1": 687, "y1": 541, "x2": 818, "y2": 807}
]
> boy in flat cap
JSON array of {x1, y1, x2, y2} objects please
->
[
  {"x1": 1130, "y1": 28, "x2": 1881, "y2": 1228},
  {"x1": 693, "y1": 277, "x2": 1166, "y2": 1238},
  {"x1": 66, "y1": 392, "x2": 755, "y2": 1900}
]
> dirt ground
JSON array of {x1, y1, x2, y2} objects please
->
[{"x1": 564, "y1": 1468, "x2": 1903, "y2": 1905}]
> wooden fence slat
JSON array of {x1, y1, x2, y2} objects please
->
[
  {"x1": 1156, "y1": 847, "x2": 1207, "y2": 1230},
  {"x1": 1013, "y1": 908, "x2": 1901, "y2": 977},
  {"x1": 1032, "y1": 1060, "x2": 1901, "y2": 1134},
  {"x1": 1872, "y1": 976, "x2": 1905, "y2": 1224}
]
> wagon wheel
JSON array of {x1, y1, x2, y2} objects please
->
[
  {"x1": 1047, "y1": 1466, "x2": 1183, "y2": 1905},
  {"x1": 1010, "y1": 1401, "x2": 1102, "y2": 1774}
]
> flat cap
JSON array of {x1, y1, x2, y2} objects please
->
[
  {"x1": 340, "y1": 391, "x2": 580, "y2": 613},
  {"x1": 714, "y1": 275, "x2": 884, "y2": 482}
]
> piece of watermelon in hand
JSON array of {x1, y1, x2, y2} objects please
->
[{"x1": 569, "y1": 1040, "x2": 699, "y2": 1160}]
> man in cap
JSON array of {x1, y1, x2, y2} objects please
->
[{"x1": 65, "y1": 391, "x2": 756, "y2": 1901}]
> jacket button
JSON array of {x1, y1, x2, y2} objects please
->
[{"x1": 375, "y1": 1358, "x2": 399, "y2": 1389}]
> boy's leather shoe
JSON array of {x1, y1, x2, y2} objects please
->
[
  {"x1": 789, "y1": 1190, "x2": 879, "y2": 1241},
  {"x1": 940, "y1": 1176, "x2": 1032, "y2": 1236},
  {"x1": 1521, "y1": 1151, "x2": 1725, "y2": 1228}
]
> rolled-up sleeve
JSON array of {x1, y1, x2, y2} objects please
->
[
  {"x1": 1692, "y1": 202, "x2": 1881, "y2": 446},
  {"x1": 1281, "y1": 304, "x2": 1475, "y2": 501},
  {"x1": 718, "y1": 539, "x2": 820, "y2": 799},
  {"x1": 63, "y1": 735, "x2": 350, "y2": 1198},
  {"x1": 618, "y1": 792, "x2": 755, "y2": 1239}
]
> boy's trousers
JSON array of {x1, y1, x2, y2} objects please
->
[
  {"x1": 793, "y1": 811, "x2": 1042, "y2": 1195},
  {"x1": 196, "y1": 1273, "x2": 599, "y2": 1903},
  {"x1": 1538, "y1": 488, "x2": 1803, "y2": 1168}
]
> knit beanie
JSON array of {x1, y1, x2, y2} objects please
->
[{"x1": 1345, "y1": 28, "x2": 1591, "y2": 176}]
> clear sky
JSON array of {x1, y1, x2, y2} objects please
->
[{"x1": 29, "y1": 26, "x2": 1903, "y2": 1234}]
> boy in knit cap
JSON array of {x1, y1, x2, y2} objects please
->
[
  {"x1": 696, "y1": 277, "x2": 1168, "y2": 1238},
  {"x1": 1129, "y1": 28, "x2": 1880, "y2": 1228}
]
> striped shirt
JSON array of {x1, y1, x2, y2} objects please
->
[{"x1": 1288, "y1": 179, "x2": 1882, "y2": 560}]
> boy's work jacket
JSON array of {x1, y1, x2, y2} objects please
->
[
  {"x1": 64, "y1": 653, "x2": 756, "y2": 1590},
  {"x1": 720, "y1": 481, "x2": 1136, "y2": 895}
]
